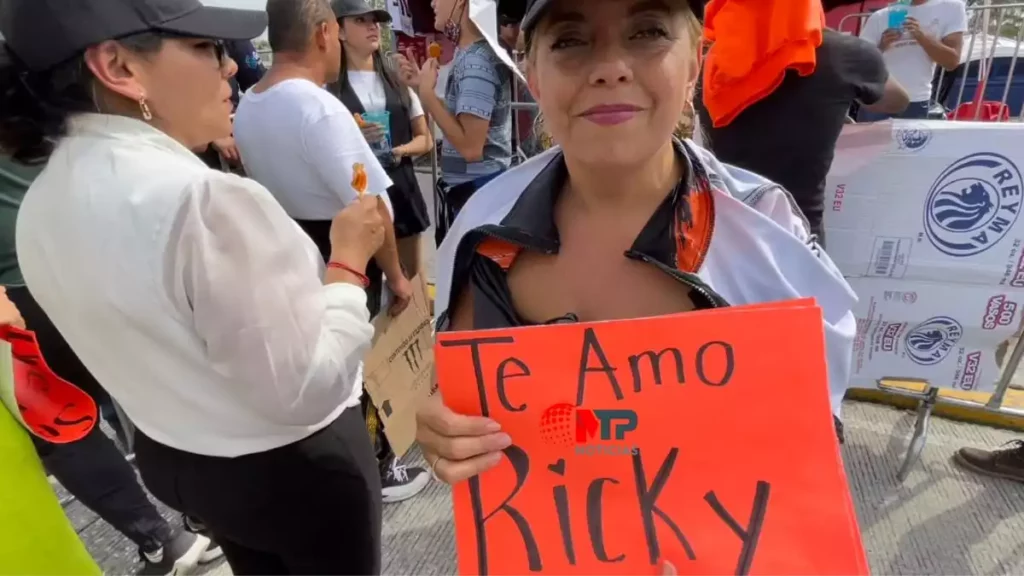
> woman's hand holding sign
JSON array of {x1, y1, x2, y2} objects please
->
[{"x1": 416, "y1": 392, "x2": 511, "y2": 484}]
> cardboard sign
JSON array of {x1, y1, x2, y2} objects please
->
[
  {"x1": 436, "y1": 301, "x2": 867, "y2": 575},
  {"x1": 364, "y1": 274, "x2": 436, "y2": 456},
  {"x1": 0, "y1": 327, "x2": 97, "y2": 443}
]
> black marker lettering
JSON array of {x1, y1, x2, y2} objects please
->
[
  {"x1": 704, "y1": 481, "x2": 771, "y2": 576},
  {"x1": 696, "y1": 341, "x2": 735, "y2": 387},
  {"x1": 496, "y1": 357, "x2": 530, "y2": 412},
  {"x1": 628, "y1": 348, "x2": 685, "y2": 390},
  {"x1": 468, "y1": 445, "x2": 540, "y2": 575},
  {"x1": 632, "y1": 448, "x2": 695, "y2": 563},
  {"x1": 548, "y1": 459, "x2": 576, "y2": 565},
  {"x1": 440, "y1": 336, "x2": 516, "y2": 417},
  {"x1": 577, "y1": 327, "x2": 623, "y2": 404},
  {"x1": 587, "y1": 477, "x2": 625, "y2": 563}
]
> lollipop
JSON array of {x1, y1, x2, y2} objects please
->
[
  {"x1": 428, "y1": 42, "x2": 442, "y2": 60},
  {"x1": 354, "y1": 114, "x2": 366, "y2": 127},
  {"x1": 352, "y1": 163, "x2": 368, "y2": 198}
]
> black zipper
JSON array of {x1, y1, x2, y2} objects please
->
[{"x1": 625, "y1": 250, "x2": 730, "y2": 309}]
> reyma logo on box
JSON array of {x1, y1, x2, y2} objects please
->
[
  {"x1": 924, "y1": 152, "x2": 1023, "y2": 257},
  {"x1": 903, "y1": 316, "x2": 963, "y2": 366}
]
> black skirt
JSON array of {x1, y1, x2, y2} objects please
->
[{"x1": 386, "y1": 160, "x2": 430, "y2": 239}]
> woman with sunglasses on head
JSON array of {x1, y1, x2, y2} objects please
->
[
  {"x1": 327, "y1": 0, "x2": 435, "y2": 504},
  {"x1": 1, "y1": 0, "x2": 386, "y2": 572},
  {"x1": 417, "y1": 0, "x2": 857, "y2": 485}
]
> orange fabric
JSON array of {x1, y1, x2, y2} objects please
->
[
  {"x1": 676, "y1": 186, "x2": 715, "y2": 273},
  {"x1": 477, "y1": 238, "x2": 522, "y2": 270},
  {"x1": 702, "y1": 0, "x2": 825, "y2": 128}
]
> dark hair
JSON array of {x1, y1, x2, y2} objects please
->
[
  {"x1": 267, "y1": 0, "x2": 334, "y2": 53},
  {"x1": 0, "y1": 34, "x2": 162, "y2": 165},
  {"x1": 331, "y1": 23, "x2": 411, "y2": 113}
]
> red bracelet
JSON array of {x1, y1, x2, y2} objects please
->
[{"x1": 327, "y1": 261, "x2": 370, "y2": 288}]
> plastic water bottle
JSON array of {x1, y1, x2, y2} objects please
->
[{"x1": 888, "y1": 0, "x2": 912, "y2": 31}]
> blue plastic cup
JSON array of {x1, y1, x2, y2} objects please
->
[{"x1": 888, "y1": 6, "x2": 908, "y2": 30}]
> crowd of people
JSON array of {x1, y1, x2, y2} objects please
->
[{"x1": 0, "y1": 0, "x2": 1021, "y2": 573}]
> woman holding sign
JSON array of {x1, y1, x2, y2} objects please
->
[
  {"x1": 419, "y1": 0, "x2": 856, "y2": 485},
  {"x1": 1, "y1": 0, "x2": 386, "y2": 571}
]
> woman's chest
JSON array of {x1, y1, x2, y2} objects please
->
[{"x1": 506, "y1": 250, "x2": 698, "y2": 324}]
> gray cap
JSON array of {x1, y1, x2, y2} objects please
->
[
  {"x1": 0, "y1": 0, "x2": 267, "y2": 72},
  {"x1": 331, "y1": 0, "x2": 392, "y2": 23}
]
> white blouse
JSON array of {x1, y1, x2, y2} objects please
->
[{"x1": 16, "y1": 113, "x2": 372, "y2": 457}]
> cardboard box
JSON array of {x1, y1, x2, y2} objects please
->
[
  {"x1": 848, "y1": 277, "x2": 1021, "y2": 392},
  {"x1": 825, "y1": 121, "x2": 1024, "y2": 287},
  {"x1": 364, "y1": 275, "x2": 434, "y2": 456}
]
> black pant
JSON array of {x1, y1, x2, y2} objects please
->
[
  {"x1": 135, "y1": 408, "x2": 383, "y2": 574},
  {"x1": 6, "y1": 285, "x2": 173, "y2": 551}
]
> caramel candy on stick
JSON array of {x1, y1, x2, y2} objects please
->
[
  {"x1": 354, "y1": 113, "x2": 366, "y2": 127},
  {"x1": 352, "y1": 163, "x2": 368, "y2": 198},
  {"x1": 428, "y1": 42, "x2": 442, "y2": 60}
]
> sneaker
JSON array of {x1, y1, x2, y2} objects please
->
[
  {"x1": 381, "y1": 456, "x2": 431, "y2": 503},
  {"x1": 182, "y1": 515, "x2": 224, "y2": 564},
  {"x1": 138, "y1": 531, "x2": 209, "y2": 576},
  {"x1": 953, "y1": 440, "x2": 1024, "y2": 483}
]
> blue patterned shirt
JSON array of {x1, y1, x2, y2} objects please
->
[{"x1": 440, "y1": 40, "x2": 511, "y2": 185}]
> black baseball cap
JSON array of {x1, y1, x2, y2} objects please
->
[
  {"x1": 331, "y1": 0, "x2": 392, "y2": 23},
  {"x1": 0, "y1": 0, "x2": 267, "y2": 73},
  {"x1": 521, "y1": 0, "x2": 705, "y2": 35}
]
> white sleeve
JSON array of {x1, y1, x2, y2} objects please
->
[
  {"x1": 409, "y1": 88, "x2": 425, "y2": 119},
  {"x1": 751, "y1": 191, "x2": 858, "y2": 418},
  {"x1": 942, "y1": 1, "x2": 968, "y2": 37},
  {"x1": 301, "y1": 110, "x2": 394, "y2": 207},
  {"x1": 169, "y1": 173, "x2": 375, "y2": 426}
]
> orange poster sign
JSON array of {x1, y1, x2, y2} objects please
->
[
  {"x1": 0, "y1": 326, "x2": 97, "y2": 443},
  {"x1": 436, "y1": 300, "x2": 867, "y2": 575}
]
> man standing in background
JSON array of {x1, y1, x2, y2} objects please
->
[{"x1": 858, "y1": 0, "x2": 966, "y2": 120}]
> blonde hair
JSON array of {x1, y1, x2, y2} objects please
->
[{"x1": 529, "y1": 10, "x2": 703, "y2": 150}]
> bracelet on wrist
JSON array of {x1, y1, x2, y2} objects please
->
[{"x1": 327, "y1": 261, "x2": 370, "y2": 288}]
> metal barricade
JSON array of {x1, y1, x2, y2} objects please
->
[{"x1": 838, "y1": 3, "x2": 1024, "y2": 122}]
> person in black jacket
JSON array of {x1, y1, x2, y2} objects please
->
[{"x1": 328, "y1": 0, "x2": 435, "y2": 504}]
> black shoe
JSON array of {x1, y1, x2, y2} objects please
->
[
  {"x1": 380, "y1": 454, "x2": 431, "y2": 503},
  {"x1": 138, "y1": 530, "x2": 208, "y2": 575},
  {"x1": 183, "y1": 515, "x2": 224, "y2": 564},
  {"x1": 954, "y1": 440, "x2": 1024, "y2": 483}
]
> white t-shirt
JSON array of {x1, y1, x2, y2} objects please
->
[
  {"x1": 233, "y1": 78, "x2": 393, "y2": 221},
  {"x1": 346, "y1": 70, "x2": 425, "y2": 118},
  {"x1": 860, "y1": 0, "x2": 967, "y2": 102}
]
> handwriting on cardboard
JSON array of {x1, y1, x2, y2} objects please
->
[{"x1": 436, "y1": 301, "x2": 867, "y2": 575}]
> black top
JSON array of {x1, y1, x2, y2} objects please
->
[
  {"x1": 226, "y1": 39, "x2": 267, "y2": 108},
  {"x1": 696, "y1": 30, "x2": 888, "y2": 237}
]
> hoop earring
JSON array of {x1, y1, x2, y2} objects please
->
[{"x1": 138, "y1": 96, "x2": 153, "y2": 122}]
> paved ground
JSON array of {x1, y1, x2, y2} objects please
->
[{"x1": 62, "y1": 400, "x2": 1024, "y2": 575}]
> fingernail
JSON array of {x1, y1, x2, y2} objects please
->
[
  {"x1": 493, "y1": 433, "x2": 512, "y2": 448},
  {"x1": 485, "y1": 420, "x2": 502, "y2": 432},
  {"x1": 485, "y1": 452, "x2": 504, "y2": 465}
]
